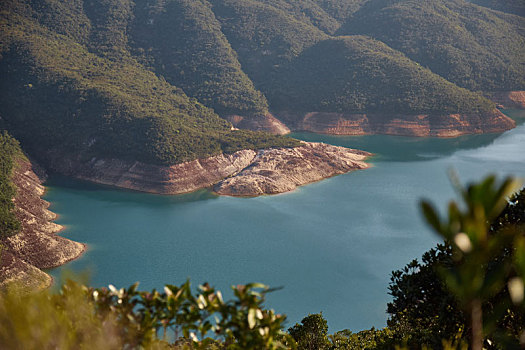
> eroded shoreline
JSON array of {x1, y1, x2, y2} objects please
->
[
  {"x1": 0, "y1": 158, "x2": 85, "y2": 292},
  {"x1": 47, "y1": 142, "x2": 372, "y2": 197}
]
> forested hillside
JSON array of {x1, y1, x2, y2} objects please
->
[
  {"x1": 0, "y1": 0, "x2": 523, "y2": 166},
  {"x1": 0, "y1": 0, "x2": 298, "y2": 166},
  {"x1": 0, "y1": 132, "x2": 22, "y2": 238},
  {"x1": 131, "y1": 0, "x2": 269, "y2": 117},
  {"x1": 470, "y1": 0, "x2": 525, "y2": 17},
  {"x1": 339, "y1": 0, "x2": 525, "y2": 91},
  {"x1": 264, "y1": 36, "x2": 493, "y2": 114}
]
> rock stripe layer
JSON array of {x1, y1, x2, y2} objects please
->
[
  {"x1": 214, "y1": 142, "x2": 371, "y2": 196},
  {"x1": 61, "y1": 142, "x2": 371, "y2": 197},
  {"x1": 276, "y1": 109, "x2": 515, "y2": 137},
  {"x1": 0, "y1": 159, "x2": 85, "y2": 292}
]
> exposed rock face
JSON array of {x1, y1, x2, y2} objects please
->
[
  {"x1": 275, "y1": 109, "x2": 515, "y2": 137},
  {"x1": 214, "y1": 143, "x2": 371, "y2": 197},
  {"x1": 486, "y1": 91, "x2": 525, "y2": 109},
  {"x1": 64, "y1": 150, "x2": 257, "y2": 195},
  {"x1": 226, "y1": 113, "x2": 290, "y2": 135},
  {"x1": 0, "y1": 250, "x2": 51, "y2": 292},
  {"x1": 44, "y1": 142, "x2": 371, "y2": 196},
  {"x1": 0, "y1": 158, "x2": 84, "y2": 292}
]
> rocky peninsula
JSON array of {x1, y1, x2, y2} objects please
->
[
  {"x1": 48, "y1": 142, "x2": 371, "y2": 197},
  {"x1": 214, "y1": 143, "x2": 370, "y2": 196},
  {"x1": 0, "y1": 158, "x2": 84, "y2": 292}
]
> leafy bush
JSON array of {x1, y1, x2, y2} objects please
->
[
  {"x1": 288, "y1": 313, "x2": 331, "y2": 350},
  {"x1": 0, "y1": 279, "x2": 292, "y2": 349},
  {"x1": 387, "y1": 180, "x2": 525, "y2": 349}
]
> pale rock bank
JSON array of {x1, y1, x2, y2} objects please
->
[
  {"x1": 226, "y1": 113, "x2": 291, "y2": 135},
  {"x1": 486, "y1": 91, "x2": 525, "y2": 109},
  {"x1": 54, "y1": 142, "x2": 370, "y2": 197},
  {"x1": 0, "y1": 158, "x2": 84, "y2": 292},
  {"x1": 214, "y1": 143, "x2": 371, "y2": 196},
  {"x1": 71, "y1": 150, "x2": 257, "y2": 194},
  {"x1": 274, "y1": 109, "x2": 515, "y2": 137}
]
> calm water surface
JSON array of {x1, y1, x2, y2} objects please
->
[{"x1": 48, "y1": 110, "x2": 525, "y2": 332}]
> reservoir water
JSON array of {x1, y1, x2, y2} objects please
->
[{"x1": 47, "y1": 110, "x2": 525, "y2": 332}]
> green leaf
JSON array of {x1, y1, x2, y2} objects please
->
[{"x1": 421, "y1": 200, "x2": 442, "y2": 234}]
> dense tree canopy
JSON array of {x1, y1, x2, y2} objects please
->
[
  {"x1": 0, "y1": 0, "x2": 299, "y2": 166},
  {"x1": 387, "y1": 186, "x2": 525, "y2": 349},
  {"x1": 264, "y1": 36, "x2": 494, "y2": 114},
  {"x1": 340, "y1": 0, "x2": 525, "y2": 91},
  {"x1": 1, "y1": 0, "x2": 522, "y2": 167}
]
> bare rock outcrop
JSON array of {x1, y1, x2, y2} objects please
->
[
  {"x1": 276, "y1": 109, "x2": 515, "y2": 137},
  {"x1": 0, "y1": 158, "x2": 84, "y2": 291},
  {"x1": 47, "y1": 143, "x2": 371, "y2": 197},
  {"x1": 72, "y1": 150, "x2": 257, "y2": 195},
  {"x1": 214, "y1": 143, "x2": 371, "y2": 197},
  {"x1": 0, "y1": 250, "x2": 51, "y2": 292},
  {"x1": 485, "y1": 91, "x2": 525, "y2": 109},
  {"x1": 226, "y1": 113, "x2": 290, "y2": 135}
]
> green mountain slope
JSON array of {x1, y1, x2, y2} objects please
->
[
  {"x1": 248, "y1": 0, "x2": 341, "y2": 34},
  {"x1": 310, "y1": 0, "x2": 369, "y2": 22},
  {"x1": 0, "y1": 132, "x2": 22, "y2": 238},
  {"x1": 209, "y1": 0, "x2": 329, "y2": 84},
  {"x1": 131, "y1": 0, "x2": 269, "y2": 117},
  {"x1": 470, "y1": 0, "x2": 525, "y2": 17},
  {"x1": 339, "y1": 0, "x2": 525, "y2": 91},
  {"x1": 210, "y1": 0, "x2": 496, "y2": 114},
  {"x1": 0, "y1": 0, "x2": 521, "y2": 162},
  {"x1": 265, "y1": 36, "x2": 494, "y2": 114},
  {"x1": 0, "y1": 0, "x2": 298, "y2": 166}
]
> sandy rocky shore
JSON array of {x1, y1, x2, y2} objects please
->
[{"x1": 0, "y1": 158, "x2": 85, "y2": 292}]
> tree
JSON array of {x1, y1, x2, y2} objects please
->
[
  {"x1": 288, "y1": 313, "x2": 331, "y2": 350},
  {"x1": 387, "y1": 177, "x2": 525, "y2": 349}
]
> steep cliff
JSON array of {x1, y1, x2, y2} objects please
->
[{"x1": 0, "y1": 158, "x2": 84, "y2": 292}]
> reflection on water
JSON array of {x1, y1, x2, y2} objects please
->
[
  {"x1": 45, "y1": 175, "x2": 218, "y2": 206},
  {"x1": 290, "y1": 131, "x2": 502, "y2": 162},
  {"x1": 290, "y1": 109, "x2": 525, "y2": 162}
]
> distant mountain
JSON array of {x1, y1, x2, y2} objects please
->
[
  {"x1": 265, "y1": 36, "x2": 493, "y2": 114},
  {"x1": 131, "y1": 0, "x2": 269, "y2": 117},
  {"x1": 339, "y1": 0, "x2": 525, "y2": 91},
  {"x1": 0, "y1": 0, "x2": 523, "y2": 167},
  {"x1": 470, "y1": 0, "x2": 525, "y2": 17},
  {"x1": 209, "y1": 0, "x2": 329, "y2": 85}
]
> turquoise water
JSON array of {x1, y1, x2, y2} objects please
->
[{"x1": 47, "y1": 110, "x2": 525, "y2": 332}]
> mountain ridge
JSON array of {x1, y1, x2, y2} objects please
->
[{"x1": 0, "y1": 0, "x2": 523, "y2": 172}]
